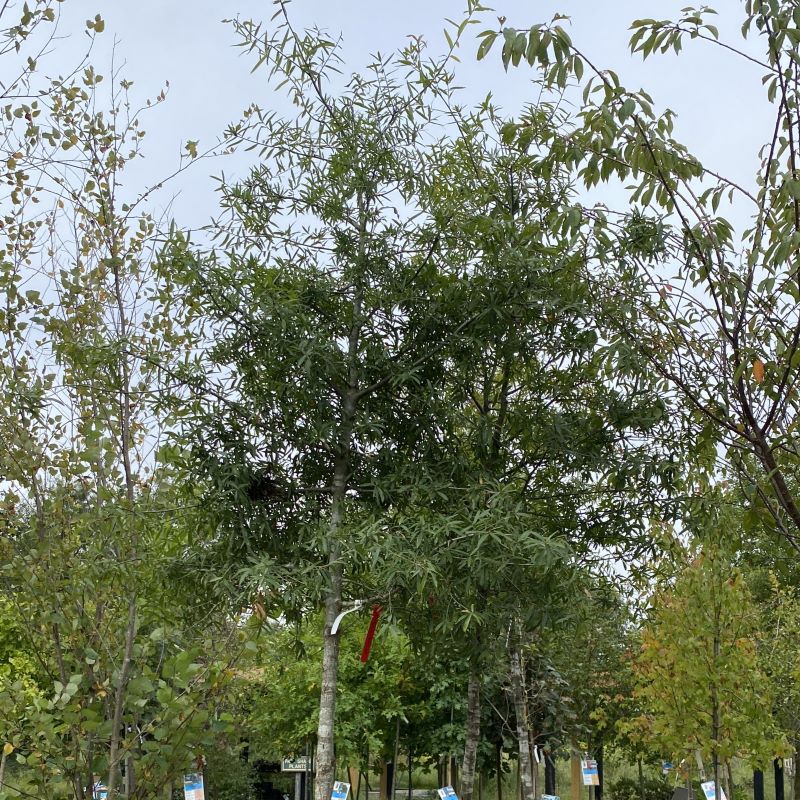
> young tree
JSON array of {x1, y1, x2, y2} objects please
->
[
  {"x1": 368, "y1": 93, "x2": 684, "y2": 800},
  {"x1": 0, "y1": 23, "x2": 238, "y2": 796},
  {"x1": 627, "y1": 519, "x2": 784, "y2": 800}
]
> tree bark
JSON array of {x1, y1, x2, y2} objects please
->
[
  {"x1": 637, "y1": 757, "x2": 644, "y2": 800},
  {"x1": 509, "y1": 647, "x2": 535, "y2": 800},
  {"x1": 315, "y1": 531, "x2": 343, "y2": 800},
  {"x1": 723, "y1": 761, "x2": 732, "y2": 800},
  {"x1": 314, "y1": 180, "x2": 366, "y2": 800},
  {"x1": 106, "y1": 596, "x2": 137, "y2": 800},
  {"x1": 496, "y1": 743, "x2": 503, "y2": 800},
  {"x1": 794, "y1": 747, "x2": 800, "y2": 800},
  {"x1": 461, "y1": 668, "x2": 482, "y2": 800},
  {"x1": 572, "y1": 753, "x2": 583, "y2": 800},
  {"x1": 392, "y1": 716, "x2": 401, "y2": 800},
  {"x1": 712, "y1": 621, "x2": 721, "y2": 800}
]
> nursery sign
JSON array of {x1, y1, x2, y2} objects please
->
[
  {"x1": 581, "y1": 759, "x2": 599, "y2": 786},
  {"x1": 701, "y1": 781, "x2": 727, "y2": 800},
  {"x1": 331, "y1": 782, "x2": 351, "y2": 800},
  {"x1": 184, "y1": 773, "x2": 205, "y2": 800},
  {"x1": 438, "y1": 787, "x2": 459, "y2": 800},
  {"x1": 283, "y1": 757, "x2": 312, "y2": 772}
]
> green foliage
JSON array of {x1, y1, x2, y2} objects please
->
[
  {"x1": 204, "y1": 747, "x2": 255, "y2": 800},
  {"x1": 482, "y1": 1, "x2": 800, "y2": 552},
  {"x1": 0, "y1": 6, "x2": 238, "y2": 798},
  {"x1": 610, "y1": 773, "x2": 672, "y2": 800},
  {"x1": 626, "y1": 520, "x2": 785, "y2": 768},
  {"x1": 242, "y1": 615, "x2": 441, "y2": 765}
]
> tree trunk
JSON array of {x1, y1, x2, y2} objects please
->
[
  {"x1": 106, "y1": 596, "x2": 137, "y2": 800},
  {"x1": 724, "y1": 761, "x2": 732, "y2": 800},
  {"x1": 712, "y1": 626, "x2": 721, "y2": 800},
  {"x1": 638, "y1": 758, "x2": 645, "y2": 800},
  {"x1": 379, "y1": 760, "x2": 393, "y2": 800},
  {"x1": 316, "y1": 179, "x2": 365, "y2": 800},
  {"x1": 754, "y1": 770, "x2": 764, "y2": 800},
  {"x1": 509, "y1": 647, "x2": 535, "y2": 800},
  {"x1": 497, "y1": 743, "x2": 503, "y2": 800},
  {"x1": 392, "y1": 717, "x2": 401, "y2": 800},
  {"x1": 314, "y1": 437, "x2": 350, "y2": 800},
  {"x1": 595, "y1": 743, "x2": 604, "y2": 800},
  {"x1": 0, "y1": 748, "x2": 7, "y2": 794},
  {"x1": 794, "y1": 747, "x2": 800, "y2": 800},
  {"x1": 461, "y1": 668, "x2": 482, "y2": 800},
  {"x1": 572, "y1": 753, "x2": 583, "y2": 800}
]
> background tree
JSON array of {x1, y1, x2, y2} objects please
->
[
  {"x1": 0, "y1": 20, "x2": 239, "y2": 797},
  {"x1": 626, "y1": 511, "x2": 784, "y2": 800},
  {"x1": 479, "y1": 0, "x2": 800, "y2": 559}
]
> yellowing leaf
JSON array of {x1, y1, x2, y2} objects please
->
[
  {"x1": 3, "y1": 743, "x2": 14, "y2": 755},
  {"x1": 753, "y1": 359, "x2": 765, "y2": 384}
]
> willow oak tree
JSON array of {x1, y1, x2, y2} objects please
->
[
  {"x1": 626, "y1": 515, "x2": 784, "y2": 800},
  {"x1": 171, "y1": 7, "x2": 497, "y2": 800},
  {"x1": 478, "y1": 3, "x2": 800, "y2": 555},
  {"x1": 0, "y1": 34, "x2": 239, "y2": 799},
  {"x1": 365, "y1": 92, "x2": 684, "y2": 800}
]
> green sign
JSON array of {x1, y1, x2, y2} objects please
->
[{"x1": 282, "y1": 757, "x2": 311, "y2": 772}]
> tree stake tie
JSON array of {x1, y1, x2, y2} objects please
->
[
  {"x1": 330, "y1": 600, "x2": 365, "y2": 635},
  {"x1": 360, "y1": 604, "x2": 383, "y2": 663}
]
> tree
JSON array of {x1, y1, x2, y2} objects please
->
[
  {"x1": 171, "y1": 7, "x2": 506, "y2": 800},
  {"x1": 478, "y1": 2, "x2": 800, "y2": 557},
  {"x1": 0, "y1": 18, "x2": 237, "y2": 796},
  {"x1": 366, "y1": 91, "x2": 684, "y2": 800},
  {"x1": 627, "y1": 515, "x2": 784, "y2": 800}
]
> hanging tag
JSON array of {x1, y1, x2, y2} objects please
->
[{"x1": 694, "y1": 751, "x2": 706, "y2": 782}]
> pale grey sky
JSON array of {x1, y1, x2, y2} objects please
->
[{"x1": 50, "y1": 2, "x2": 769, "y2": 231}]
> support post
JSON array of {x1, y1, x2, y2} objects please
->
[
  {"x1": 776, "y1": 760, "x2": 785, "y2": 800},
  {"x1": 754, "y1": 770, "x2": 764, "y2": 800}
]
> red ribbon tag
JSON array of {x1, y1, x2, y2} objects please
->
[{"x1": 360, "y1": 604, "x2": 383, "y2": 663}]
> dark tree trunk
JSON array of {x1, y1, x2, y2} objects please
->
[{"x1": 794, "y1": 748, "x2": 800, "y2": 800}]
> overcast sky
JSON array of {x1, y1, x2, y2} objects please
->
[{"x1": 48, "y1": 1, "x2": 769, "y2": 232}]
